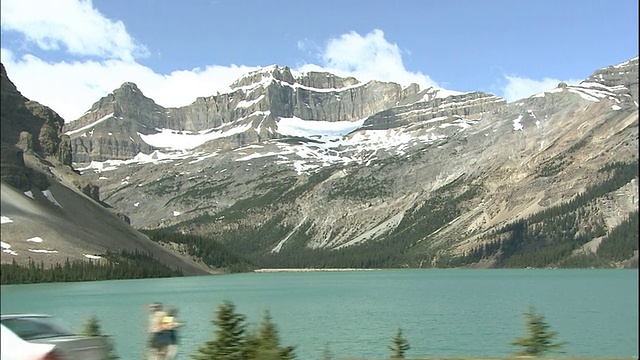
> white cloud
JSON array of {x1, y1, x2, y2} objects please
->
[
  {"x1": 1, "y1": 2, "x2": 438, "y2": 123},
  {"x1": 502, "y1": 75, "x2": 580, "y2": 102},
  {"x1": 0, "y1": 0, "x2": 259, "y2": 122},
  {"x1": 0, "y1": 0, "x2": 602, "y2": 126},
  {"x1": 1, "y1": 49, "x2": 257, "y2": 122},
  {"x1": 298, "y1": 29, "x2": 438, "y2": 90},
  {"x1": 0, "y1": 0, "x2": 147, "y2": 61}
]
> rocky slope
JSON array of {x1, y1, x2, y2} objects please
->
[
  {"x1": 0, "y1": 64, "x2": 212, "y2": 275},
  {"x1": 24, "y1": 58, "x2": 640, "y2": 268}
]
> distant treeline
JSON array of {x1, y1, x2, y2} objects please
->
[
  {"x1": 0, "y1": 249, "x2": 182, "y2": 285},
  {"x1": 140, "y1": 228, "x2": 255, "y2": 273}
]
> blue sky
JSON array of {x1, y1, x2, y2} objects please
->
[{"x1": 1, "y1": 0, "x2": 638, "y2": 122}]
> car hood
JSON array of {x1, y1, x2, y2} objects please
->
[{"x1": 1, "y1": 325, "x2": 55, "y2": 360}]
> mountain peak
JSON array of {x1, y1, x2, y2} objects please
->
[
  {"x1": 230, "y1": 65, "x2": 295, "y2": 90},
  {"x1": 583, "y1": 55, "x2": 639, "y2": 102},
  {"x1": 115, "y1": 81, "x2": 142, "y2": 94},
  {"x1": 1, "y1": 62, "x2": 21, "y2": 97}
]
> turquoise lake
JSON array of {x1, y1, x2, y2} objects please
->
[{"x1": 1, "y1": 269, "x2": 638, "y2": 359}]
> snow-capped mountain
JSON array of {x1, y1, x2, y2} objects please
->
[
  {"x1": 5, "y1": 57, "x2": 638, "y2": 270},
  {"x1": 63, "y1": 65, "x2": 508, "y2": 173}
]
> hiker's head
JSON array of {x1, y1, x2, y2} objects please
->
[{"x1": 149, "y1": 302, "x2": 162, "y2": 312}]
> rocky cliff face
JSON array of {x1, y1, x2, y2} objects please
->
[
  {"x1": 363, "y1": 90, "x2": 505, "y2": 130},
  {"x1": 584, "y1": 56, "x2": 639, "y2": 102},
  {"x1": 63, "y1": 66, "x2": 422, "y2": 163},
  {"x1": 1, "y1": 63, "x2": 72, "y2": 190},
  {"x1": 0, "y1": 64, "x2": 212, "y2": 275},
  {"x1": 53, "y1": 57, "x2": 640, "y2": 269},
  {"x1": 64, "y1": 82, "x2": 163, "y2": 163}
]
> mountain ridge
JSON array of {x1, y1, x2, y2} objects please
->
[
  {"x1": 84, "y1": 57, "x2": 638, "y2": 269},
  {"x1": 5, "y1": 56, "x2": 639, "y2": 271}
]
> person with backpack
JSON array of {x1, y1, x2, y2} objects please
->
[
  {"x1": 162, "y1": 306, "x2": 183, "y2": 360},
  {"x1": 147, "y1": 302, "x2": 168, "y2": 360}
]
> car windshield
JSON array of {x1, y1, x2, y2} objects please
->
[{"x1": 1, "y1": 316, "x2": 76, "y2": 340}]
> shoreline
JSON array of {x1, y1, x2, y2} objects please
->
[{"x1": 253, "y1": 268, "x2": 383, "y2": 273}]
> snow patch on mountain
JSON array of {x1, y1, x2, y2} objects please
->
[
  {"x1": 42, "y1": 190, "x2": 62, "y2": 208},
  {"x1": 29, "y1": 249, "x2": 58, "y2": 254},
  {"x1": 421, "y1": 87, "x2": 467, "y2": 101},
  {"x1": 281, "y1": 79, "x2": 364, "y2": 93},
  {"x1": 77, "y1": 150, "x2": 197, "y2": 173},
  {"x1": 613, "y1": 56, "x2": 639, "y2": 68},
  {"x1": 65, "y1": 113, "x2": 114, "y2": 136},
  {"x1": 513, "y1": 115, "x2": 524, "y2": 131},
  {"x1": 1, "y1": 240, "x2": 18, "y2": 255},
  {"x1": 236, "y1": 95, "x2": 265, "y2": 108},
  {"x1": 140, "y1": 123, "x2": 252, "y2": 150},
  {"x1": 277, "y1": 117, "x2": 365, "y2": 140},
  {"x1": 532, "y1": 81, "x2": 626, "y2": 102}
]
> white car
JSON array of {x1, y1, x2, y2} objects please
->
[{"x1": 0, "y1": 314, "x2": 109, "y2": 360}]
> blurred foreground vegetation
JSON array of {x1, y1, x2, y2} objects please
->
[{"x1": 84, "y1": 301, "x2": 633, "y2": 360}]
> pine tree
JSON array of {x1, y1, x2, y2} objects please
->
[
  {"x1": 510, "y1": 306, "x2": 567, "y2": 356},
  {"x1": 388, "y1": 328, "x2": 410, "y2": 359},
  {"x1": 81, "y1": 316, "x2": 118, "y2": 360},
  {"x1": 245, "y1": 310, "x2": 295, "y2": 360},
  {"x1": 82, "y1": 316, "x2": 101, "y2": 336},
  {"x1": 193, "y1": 301, "x2": 247, "y2": 360},
  {"x1": 320, "y1": 343, "x2": 333, "y2": 360}
]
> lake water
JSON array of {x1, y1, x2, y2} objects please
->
[{"x1": 1, "y1": 269, "x2": 638, "y2": 359}]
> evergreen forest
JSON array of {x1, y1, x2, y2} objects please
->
[
  {"x1": 0, "y1": 249, "x2": 182, "y2": 284},
  {"x1": 448, "y1": 161, "x2": 639, "y2": 268}
]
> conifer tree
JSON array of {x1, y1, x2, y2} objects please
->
[
  {"x1": 81, "y1": 315, "x2": 118, "y2": 360},
  {"x1": 245, "y1": 310, "x2": 295, "y2": 360},
  {"x1": 193, "y1": 301, "x2": 247, "y2": 360},
  {"x1": 510, "y1": 306, "x2": 567, "y2": 356},
  {"x1": 388, "y1": 328, "x2": 410, "y2": 359},
  {"x1": 320, "y1": 343, "x2": 333, "y2": 360}
]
